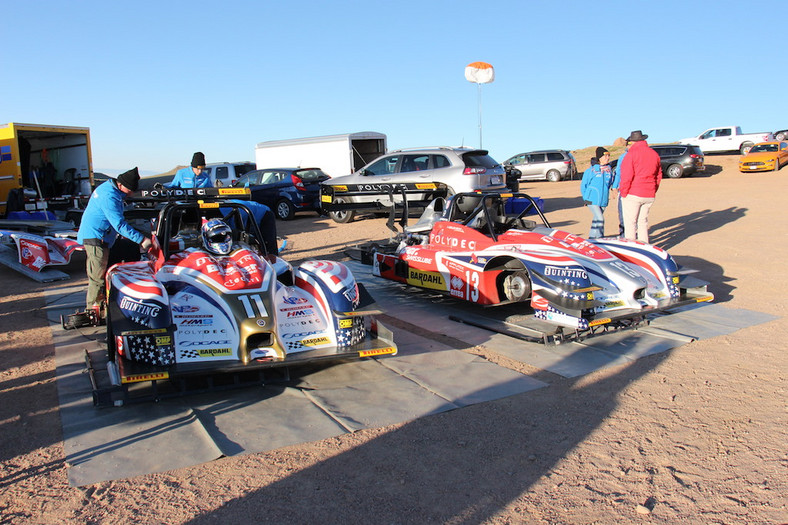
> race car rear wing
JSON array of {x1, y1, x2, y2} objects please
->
[
  {"x1": 320, "y1": 182, "x2": 449, "y2": 213},
  {"x1": 320, "y1": 182, "x2": 450, "y2": 232},
  {"x1": 127, "y1": 187, "x2": 251, "y2": 203}
]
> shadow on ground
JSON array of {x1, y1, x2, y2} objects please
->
[{"x1": 186, "y1": 350, "x2": 669, "y2": 524}]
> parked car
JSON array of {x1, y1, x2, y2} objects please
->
[
  {"x1": 651, "y1": 144, "x2": 705, "y2": 178},
  {"x1": 502, "y1": 150, "x2": 577, "y2": 182},
  {"x1": 677, "y1": 126, "x2": 773, "y2": 155},
  {"x1": 233, "y1": 168, "x2": 330, "y2": 220},
  {"x1": 738, "y1": 142, "x2": 788, "y2": 172},
  {"x1": 321, "y1": 147, "x2": 506, "y2": 223},
  {"x1": 203, "y1": 162, "x2": 257, "y2": 187}
]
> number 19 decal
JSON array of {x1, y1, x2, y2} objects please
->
[
  {"x1": 238, "y1": 294, "x2": 268, "y2": 317},
  {"x1": 465, "y1": 271, "x2": 480, "y2": 302}
]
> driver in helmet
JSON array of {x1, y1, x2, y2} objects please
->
[{"x1": 201, "y1": 218, "x2": 234, "y2": 256}]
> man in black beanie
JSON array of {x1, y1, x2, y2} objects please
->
[
  {"x1": 77, "y1": 167, "x2": 152, "y2": 315},
  {"x1": 166, "y1": 151, "x2": 212, "y2": 188}
]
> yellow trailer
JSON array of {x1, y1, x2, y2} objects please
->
[{"x1": 0, "y1": 122, "x2": 93, "y2": 217}]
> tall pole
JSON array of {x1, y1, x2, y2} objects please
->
[{"x1": 477, "y1": 83, "x2": 483, "y2": 149}]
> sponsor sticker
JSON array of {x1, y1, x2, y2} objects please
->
[
  {"x1": 121, "y1": 328, "x2": 168, "y2": 336},
  {"x1": 544, "y1": 266, "x2": 588, "y2": 280},
  {"x1": 218, "y1": 187, "x2": 248, "y2": 195},
  {"x1": 197, "y1": 348, "x2": 233, "y2": 357},
  {"x1": 339, "y1": 318, "x2": 353, "y2": 329},
  {"x1": 359, "y1": 347, "x2": 397, "y2": 357},
  {"x1": 122, "y1": 371, "x2": 169, "y2": 384},
  {"x1": 301, "y1": 336, "x2": 330, "y2": 347},
  {"x1": 407, "y1": 269, "x2": 445, "y2": 290}
]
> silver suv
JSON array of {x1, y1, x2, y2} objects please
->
[
  {"x1": 503, "y1": 150, "x2": 576, "y2": 182},
  {"x1": 202, "y1": 161, "x2": 256, "y2": 187},
  {"x1": 322, "y1": 147, "x2": 506, "y2": 223}
]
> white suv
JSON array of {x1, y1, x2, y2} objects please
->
[
  {"x1": 322, "y1": 147, "x2": 506, "y2": 223},
  {"x1": 202, "y1": 162, "x2": 256, "y2": 187}
]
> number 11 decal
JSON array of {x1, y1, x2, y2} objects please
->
[{"x1": 238, "y1": 294, "x2": 268, "y2": 317}]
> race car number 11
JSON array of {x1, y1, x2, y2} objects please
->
[{"x1": 238, "y1": 294, "x2": 269, "y2": 318}]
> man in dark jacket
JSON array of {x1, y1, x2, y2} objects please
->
[
  {"x1": 77, "y1": 167, "x2": 152, "y2": 312},
  {"x1": 619, "y1": 130, "x2": 662, "y2": 243}
]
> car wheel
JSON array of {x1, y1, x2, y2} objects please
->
[
  {"x1": 666, "y1": 164, "x2": 684, "y2": 178},
  {"x1": 500, "y1": 270, "x2": 531, "y2": 302},
  {"x1": 774, "y1": 158, "x2": 781, "y2": 172},
  {"x1": 329, "y1": 197, "x2": 355, "y2": 224},
  {"x1": 740, "y1": 142, "x2": 754, "y2": 155},
  {"x1": 776, "y1": 131, "x2": 786, "y2": 141},
  {"x1": 275, "y1": 199, "x2": 296, "y2": 220},
  {"x1": 546, "y1": 169, "x2": 561, "y2": 182}
]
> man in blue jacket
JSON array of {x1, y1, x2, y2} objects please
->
[
  {"x1": 157, "y1": 152, "x2": 278, "y2": 259},
  {"x1": 580, "y1": 147, "x2": 615, "y2": 238},
  {"x1": 77, "y1": 167, "x2": 152, "y2": 312},
  {"x1": 166, "y1": 151, "x2": 211, "y2": 188}
]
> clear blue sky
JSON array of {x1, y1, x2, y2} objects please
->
[{"x1": 3, "y1": 0, "x2": 785, "y2": 176}]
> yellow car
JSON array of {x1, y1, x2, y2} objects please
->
[{"x1": 738, "y1": 141, "x2": 788, "y2": 172}]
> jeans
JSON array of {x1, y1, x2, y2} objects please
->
[{"x1": 587, "y1": 204, "x2": 606, "y2": 239}]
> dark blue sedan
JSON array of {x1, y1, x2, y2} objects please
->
[{"x1": 233, "y1": 168, "x2": 330, "y2": 220}]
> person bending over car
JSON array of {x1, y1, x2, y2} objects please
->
[
  {"x1": 155, "y1": 152, "x2": 278, "y2": 260},
  {"x1": 77, "y1": 167, "x2": 153, "y2": 315},
  {"x1": 165, "y1": 151, "x2": 212, "y2": 188}
]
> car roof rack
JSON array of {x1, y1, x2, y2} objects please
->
[{"x1": 388, "y1": 146, "x2": 478, "y2": 153}]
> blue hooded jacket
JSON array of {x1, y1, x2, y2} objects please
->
[
  {"x1": 77, "y1": 179, "x2": 145, "y2": 247},
  {"x1": 581, "y1": 161, "x2": 614, "y2": 207},
  {"x1": 166, "y1": 166, "x2": 212, "y2": 188}
]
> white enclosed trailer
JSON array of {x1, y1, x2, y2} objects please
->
[{"x1": 254, "y1": 132, "x2": 387, "y2": 177}]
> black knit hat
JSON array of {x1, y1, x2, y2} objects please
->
[
  {"x1": 116, "y1": 167, "x2": 140, "y2": 191},
  {"x1": 595, "y1": 147, "x2": 609, "y2": 159},
  {"x1": 191, "y1": 151, "x2": 206, "y2": 168}
]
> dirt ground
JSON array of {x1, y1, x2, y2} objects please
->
[{"x1": 0, "y1": 154, "x2": 785, "y2": 524}]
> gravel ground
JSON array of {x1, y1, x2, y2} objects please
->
[{"x1": 0, "y1": 153, "x2": 785, "y2": 524}]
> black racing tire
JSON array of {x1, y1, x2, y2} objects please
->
[
  {"x1": 740, "y1": 142, "x2": 754, "y2": 155},
  {"x1": 774, "y1": 158, "x2": 781, "y2": 172},
  {"x1": 500, "y1": 270, "x2": 532, "y2": 302},
  {"x1": 666, "y1": 163, "x2": 684, "y2": 179},
  {"x1": 329, "y1": 197, "x2": 356, "y2": 224},
  {"x1": 275, "y1": 199, "x2": 296, "y2": 220},
  {"x1": 546, "y1": 169, "x2": 561, "y2": 183}
]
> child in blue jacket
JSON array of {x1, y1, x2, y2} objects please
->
[{"x1": 580, "y1": 147, "x2": 615, "y2": 238}]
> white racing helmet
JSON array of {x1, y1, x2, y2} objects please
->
[{"x1": 201, "y1": 218, "x2": 233, "y2": 255}]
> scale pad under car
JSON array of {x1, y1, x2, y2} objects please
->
[
  {"x1": 366, "y1": 192, "x2": 713, "y2": 335},
  {"x1": 105, "y1": 188, "x2": 396, "y2": 389}
]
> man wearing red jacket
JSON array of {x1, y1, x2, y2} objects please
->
[{"x1": 619, "y1": 130, "x2": 662, "y2": 243}]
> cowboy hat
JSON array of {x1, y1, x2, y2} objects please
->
[{"x1": 627, "y1": 130, "x2": 648, "y2": 141}]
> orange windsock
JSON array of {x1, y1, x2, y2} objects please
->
[{"x1": 464, "y1": 61, "x2": 494, "y2": 84}]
